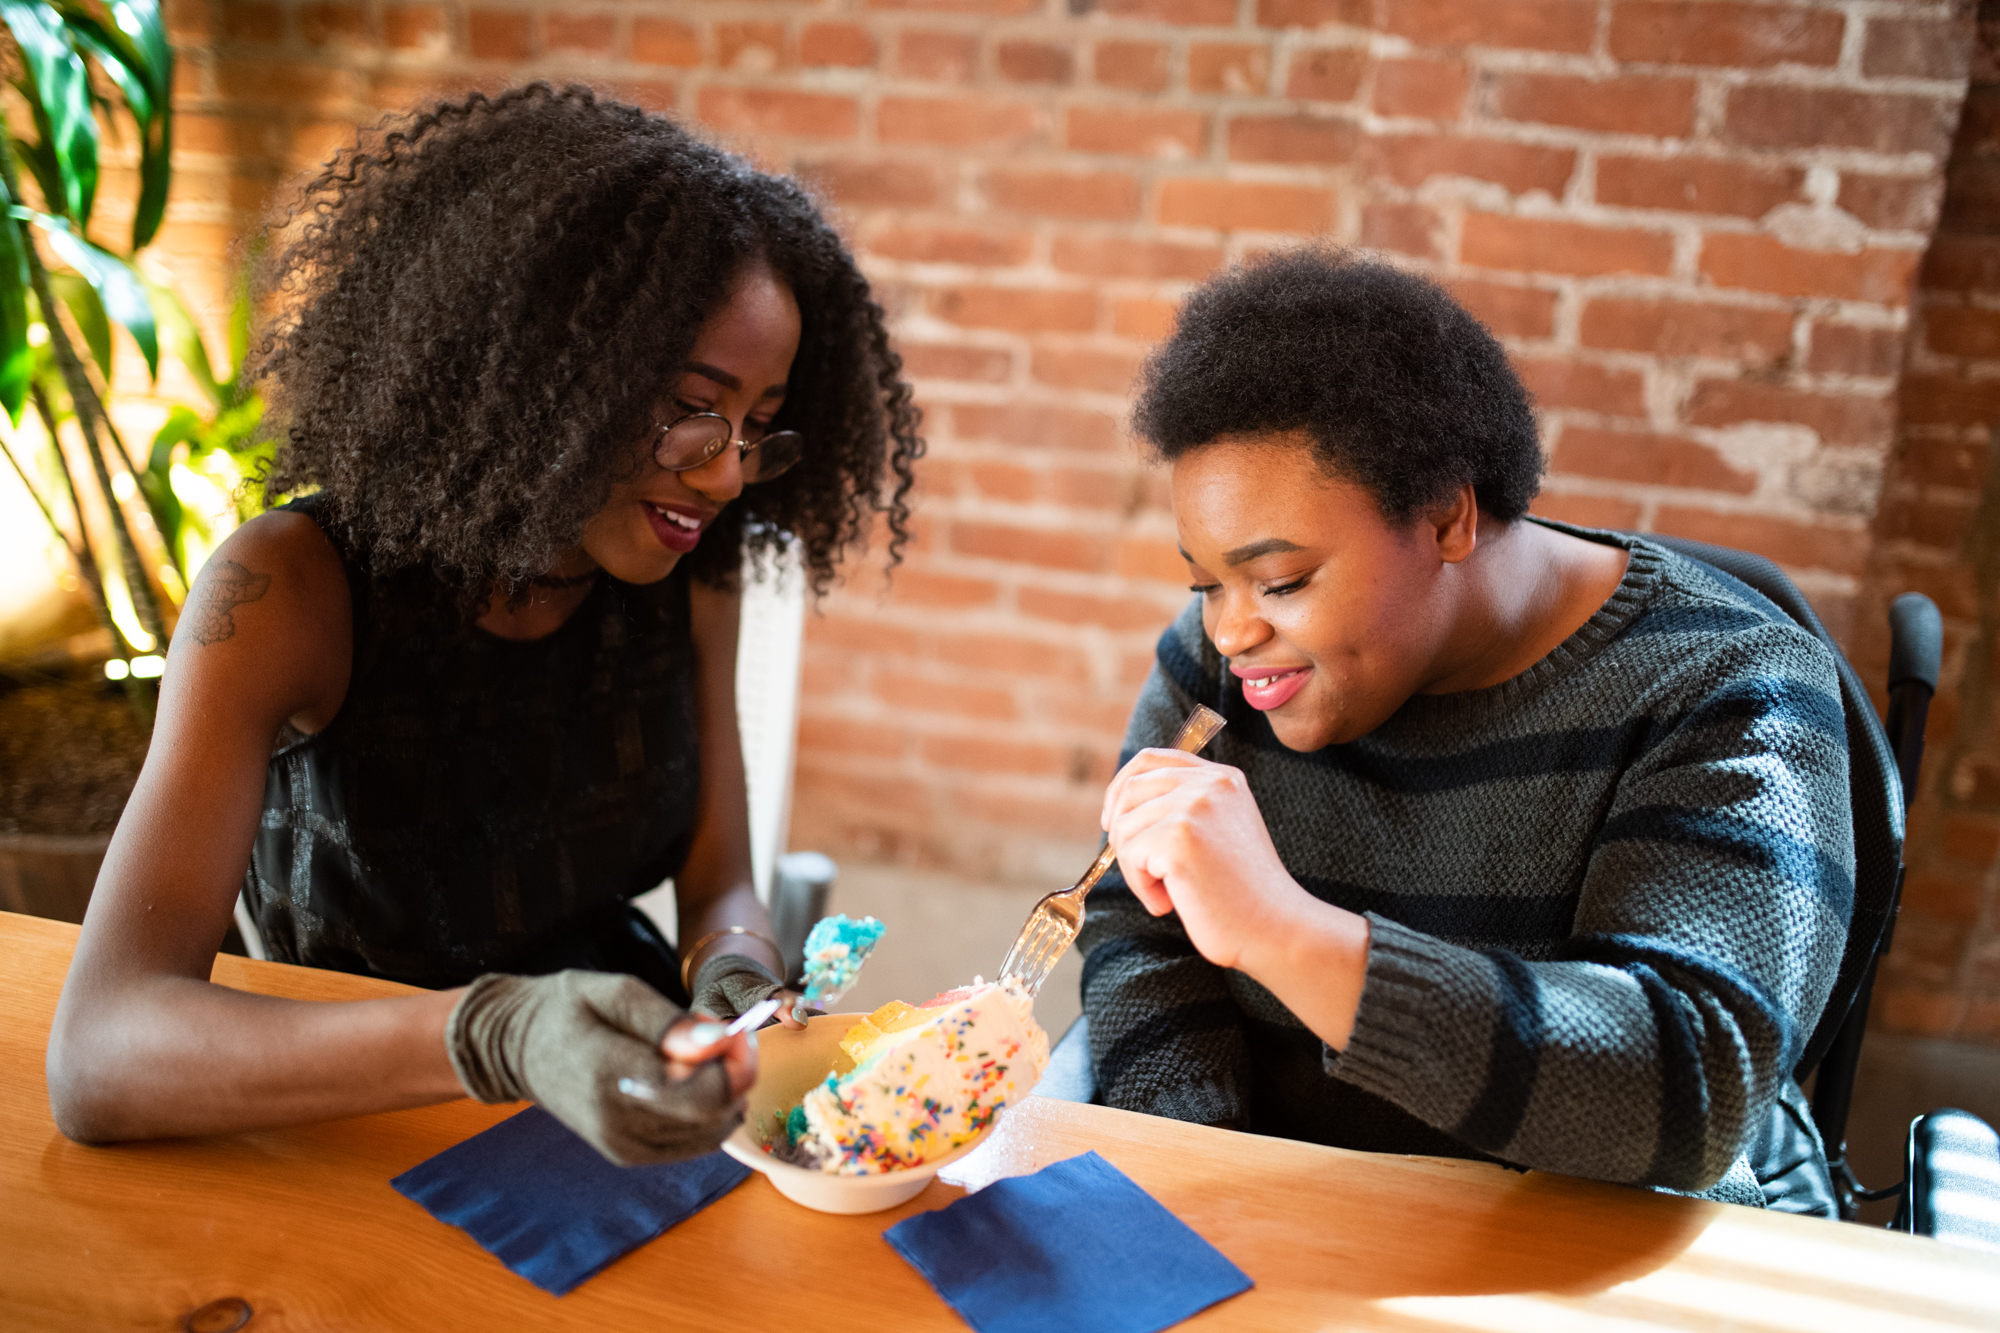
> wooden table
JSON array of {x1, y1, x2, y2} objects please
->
[{"x1": 4, "y1": 911, "x2": 1996, "y2": 1331}]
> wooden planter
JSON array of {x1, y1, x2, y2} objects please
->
[{"x1": 0, "y1": 834, "x2": 109, "y2": 924}]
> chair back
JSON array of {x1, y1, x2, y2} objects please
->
[
  {"x1": 1635, "y1": 534, "x2": 1904, "y2": 1081},
  {"x1": 736, "y1": 542, "x2": 808, "y2": 905}
]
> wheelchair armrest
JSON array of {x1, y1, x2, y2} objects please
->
[
  {"x1": 1036, "y1": 1013, "x2": 1097, "y2": 1104},
  {"x1": 768, "y1": 851, "x2": 837, "y2": 987},
  {"x1": 1895, "y1": 1108, "x2": 2000, "y2": 1253}
]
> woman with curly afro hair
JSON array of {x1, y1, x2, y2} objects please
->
[{"x1": 48, "y1": 84, "x2": 924, "y2": 1167}]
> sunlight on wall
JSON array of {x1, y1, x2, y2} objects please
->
[
  {"x1": 0, "y1": 454, "x2": 69, "y2": 632},
  {"x1": 0, "y1": 405, "x2": 245, "y2": 665},
  {"x1": 99, "y1": 556, "x2": 155, "y2": 654}
]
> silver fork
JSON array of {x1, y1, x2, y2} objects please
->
[{"x1": 998, "y1": 703, "x2": 1227, "y2": 996}]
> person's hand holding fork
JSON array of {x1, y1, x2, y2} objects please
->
[{"x1": 1101, "y1": 747, "x2": 1371, "y2": 1050}]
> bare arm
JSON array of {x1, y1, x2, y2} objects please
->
[
  {"x1": 673, "y1": 581, "x2": 790, "y2": 995},
  {"x1": 46, "y1": 513, "x2": 466, "y2": 1143}
]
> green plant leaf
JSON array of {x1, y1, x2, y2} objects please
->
[
  {"x1": 131, "y1": 436, "x2": 181, "y2": 575},
  {"x1": 0, "y1": 214, "x2": 32, "y2": 423},
  {"x1": 59, "y1": 8, "x2": 150, "y2": 108},
  {"x1": 49, "y1": 269, "x2": 108, "y2": 381},
  {"x1": 65, "y1": 21, "x2": 148, "y2": 125},
  {"x1": 2, "y1": 1, "x2": 99, "y2": 227},
  {"x1": 142, "y1": 404, "x2": 212, "y2": 573},
  {"x1": 61, "y1": 5, "x2": 171, "y2": 248},
  {"x1": 224, "y1": 241, "x2": 260, "y2": 392},
  {"x1": 12, "y1": 206, "x2": 158, "y2": 377},
  {"x1": 130, "y1": 106, "x2": 168, "y2": 250},
  {"x1": 146, "y1": 395, "x2": 270, "y2": 556},
  {"x1": 107, "y1": 0, "x2": 171, "y2": 101},
  {"x1": 209, "y1": 397, "x2": 265, "y2": 453},
  {"x1": 140, "y1": 274, "x2": 220, "y2": 405},
  {"x1": 7, "y1": 116, "x2": 66, "y2": 225},
  {"x1": 147, "y1": 402, "x2": 199, "y2": 468}
]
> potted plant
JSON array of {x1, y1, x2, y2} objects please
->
[{"x1": 0, "y1": 0, "x2": 263, "y2": 921}]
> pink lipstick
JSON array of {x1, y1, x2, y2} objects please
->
[{"x1": 1231, "y1": 664, "x2": 1311, "y2": 712}]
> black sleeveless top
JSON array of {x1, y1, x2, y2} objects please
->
[{"x1": 242, "y1": 497, "x2": 702, "y2": 990}]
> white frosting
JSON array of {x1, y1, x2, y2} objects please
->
[{"x1": 798, "y1": 979, "x2": 1048, "y2": 1175}]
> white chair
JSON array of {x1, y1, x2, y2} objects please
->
[
  {"x1": 734, "y1": 541, "x2": 839, "y2": 979},
  {"x1": 736, "y1": 543, "x2": 808, "y2": 909}
]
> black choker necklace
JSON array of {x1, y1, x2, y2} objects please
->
[{"x1": 528, "y1": 568, "x2": 602, "y2": 589}]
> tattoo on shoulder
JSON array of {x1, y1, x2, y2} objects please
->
[{"x1": 187, "y1": 559, "x2": 273, "y2": 646}]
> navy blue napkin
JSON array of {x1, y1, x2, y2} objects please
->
[
  {"x1": 884, "y1": 1150, "x2": 1252, "y2": 1333},
  {"x1": 392, "y1": 1106, "x2": 751, "y2": 1295}
]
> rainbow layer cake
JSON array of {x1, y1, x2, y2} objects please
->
[{"x1": 768, "y1": 978, "x2": 1048, "y2": 1175}]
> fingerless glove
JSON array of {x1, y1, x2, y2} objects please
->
[{"x1": 447, "y1": 970, "x2": 742, "y2": 1166}]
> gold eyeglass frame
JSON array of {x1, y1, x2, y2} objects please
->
[{"x1": 653, "y1": 410, "x2": 804, "y2": 483}]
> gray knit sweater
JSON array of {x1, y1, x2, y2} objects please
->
[{"x1": 1077, "y1": 524, "x2": 1852, "y2": 1204}]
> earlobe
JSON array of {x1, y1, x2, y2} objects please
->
[{"x1": 1434, "y1": 483, "x2": 1480, "y2": 564}]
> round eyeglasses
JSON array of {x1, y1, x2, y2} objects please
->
[{"x1": 654, "y1": 411, "x2": 804, "y2": 484}]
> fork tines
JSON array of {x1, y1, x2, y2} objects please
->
[
  {"x1": 998, "y1": 704, "x2": 1227, "y2": 998},
  {"x1": 1002, "y1": 915, "x2": 1076, "y2": 996}
]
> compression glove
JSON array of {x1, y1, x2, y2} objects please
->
[
  {"x1": 446, "y1": 969, "x2": 742, "y2": 1166},
  {"x1": 689, "y1": 952, "x2": 788, "y2": 1023}
]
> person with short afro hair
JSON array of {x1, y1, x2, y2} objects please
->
[
  {"x1": 1133, "y1": 247, "x2": 1544, "y2": 524},
  {"x1": 1081, "y1": 246, "x2": 1852, "y2": 1215}
]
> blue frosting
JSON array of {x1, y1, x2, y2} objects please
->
[
  {"x1": 800, "y1": 914, "x2": 885, "y2": 1005},
  {"x1": 804, "y1": 913, "x2": 886, "y2": 956}
]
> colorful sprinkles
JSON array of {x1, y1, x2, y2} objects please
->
[{"x1": 768, "y1": 980, "x2": 1043, "y2": 1176}]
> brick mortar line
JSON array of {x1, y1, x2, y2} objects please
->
[
  {"x1": 1426, "y1": 262, "x2": 1918, "y2": 313},
  {"x1": 1902, "y1": 355, "x2": 2000, "y2": 382},
  {"x1": 1459, "y1": 48, "x2": 1963, "y2": 96},
  {"x1": 795, "y1": 707, "x2": 1139, "y2": 741},
  {"x1": 816, "y1": 598, "x2": 1181, "y2": 631},
  {"x1": 200, "y1": 4, "x2": 1957, "y2": 29},
  {"x1": 801, "y1": 777, "x2": 1123, "y2": 809},
  {"x1": 804, "y1": 637, "x2": 1160, "y2": 666},
  {"x1": 790, "y1": 749, "x2": 1130, "y2": 781},
  {"x1": 170, "y1": 91, "x2": 1962, "y2": 197},
  {"x1": 203, "y1": 75, "x2": 1971, "y2": 132},
  {"x1": 793, "y1": 713, "x2": 1136, "y2": 749},
  {"x1": 1539, "y1": 467, "x2": 1877, "y2": 509},
  {"x1": 819, "y1": 583, "x2": 1191, "y2": 613},
  {"x1": 886, "y1": 556, "x2": 1186, "y2": 589},
  {"x1": 807, "y1": 617, "x2": 1153, "y2": 652},
  {"x1": 187, "y1": 35, "x2": 1975, "y2": 101},
  {"x1": 1542, "y1": 476, "x2": 1881, "y2": 524},
  {"x1": 803, "y1": 137, "x2": 1943, "y2": 192},
  {"x1": 1881, "y1": 478, "x2": 1985, "y2": 508},
  {"x1": 801, "y1": 680, "x2": 1149, "y2": 715},
  {"x1": 1870, "y1": 535, "x2": 1992, "y2": 568}
]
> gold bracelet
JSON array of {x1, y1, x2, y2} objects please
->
[{"x1": 680, "y1": 926, "x2": 785, "y2": 992}]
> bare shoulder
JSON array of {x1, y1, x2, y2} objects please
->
[
  {"x1": 183, "y1": 508, "x2": 348, "y2": 638},
  {"x1": 168, "y1": 508, "x2": 353, "y2": 731}
]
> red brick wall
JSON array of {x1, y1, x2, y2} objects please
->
[
  {"x1": 156, "y1": 0, "x2": 1998, "y2": 1038},
  {"x1": 1861, "y1": 8, "x2": 2000, "y2": 1045}
]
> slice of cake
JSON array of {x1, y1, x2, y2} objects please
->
[{"x1": 772, "y1": 978, "x2": 1048, "y2": 1175}]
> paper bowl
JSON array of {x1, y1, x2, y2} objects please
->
[{"x1": 721, "y1": 1012, "x2": 997, "y2": 1215}]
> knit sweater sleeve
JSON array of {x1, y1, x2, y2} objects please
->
[
  {"x1": 1076, "y1": 603, "x2": 1251, "y2": 1128},
  {"x1": 1330, "y1": 614, "x2": 1853, "y2": 1192}
]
